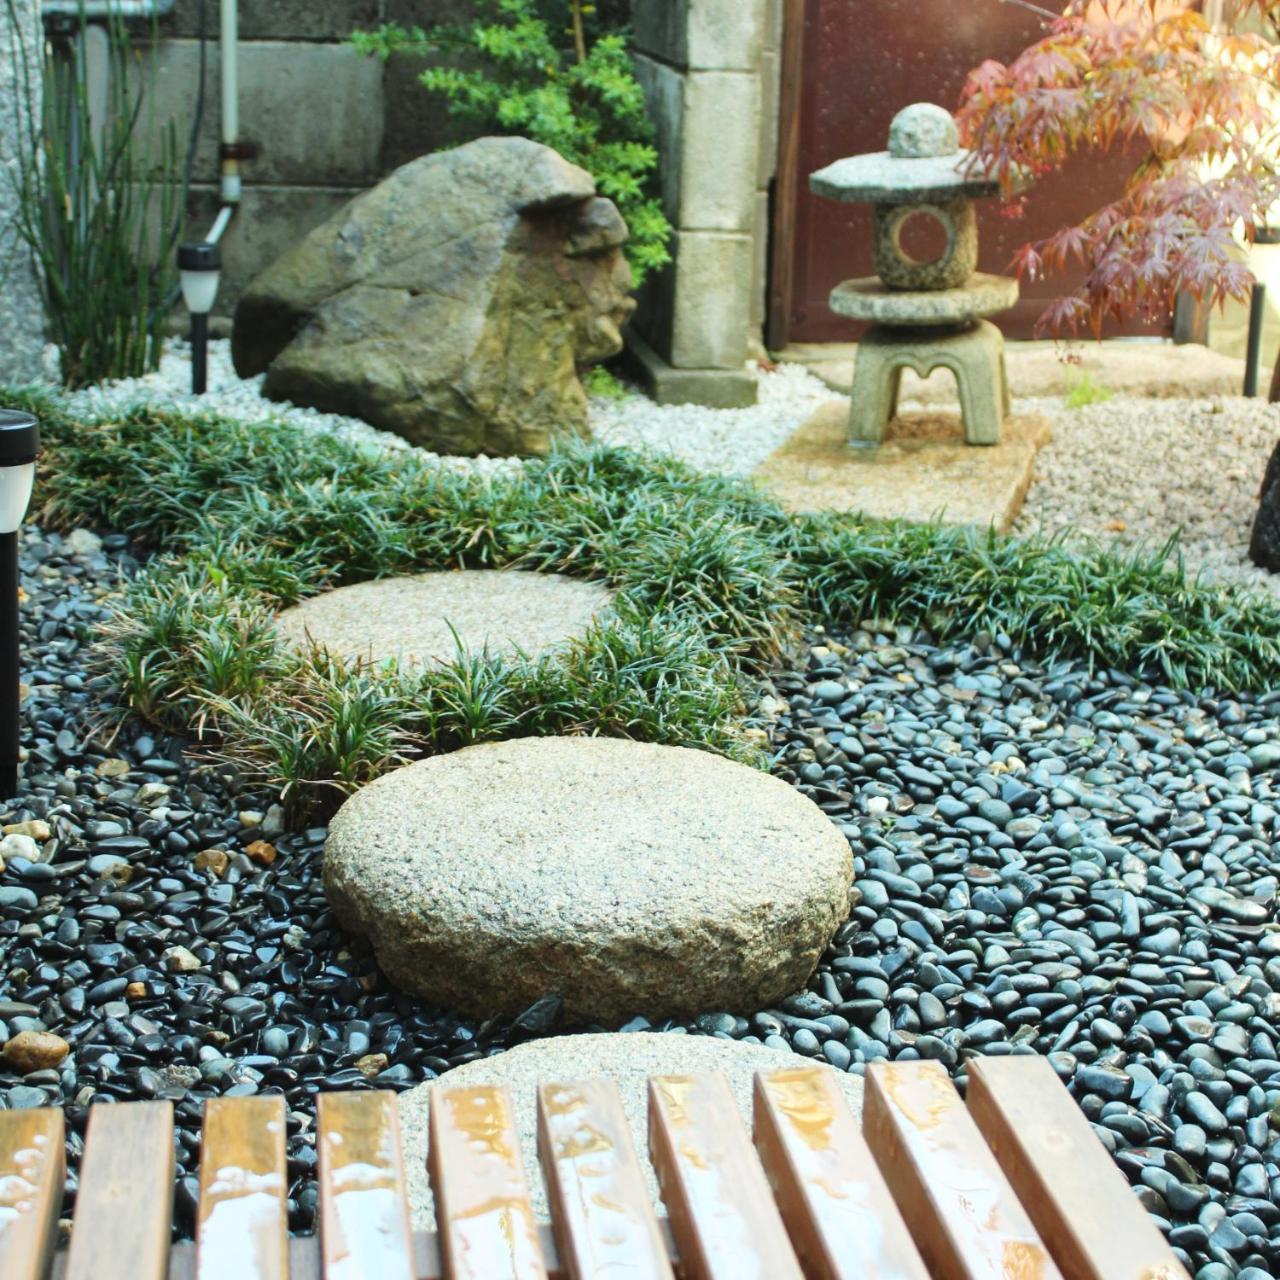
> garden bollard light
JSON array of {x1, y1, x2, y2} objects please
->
[
  {"x1": 0, "y1": 411, "x2": 40, "y2": 800},
  {"x1": 179, "y1": 241, "x2": 222, "y2": 395}
]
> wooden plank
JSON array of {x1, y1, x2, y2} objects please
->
[
  {"x1": 648, "y1": 1073, "x2": 804, "y2": 1280},
  {"x1": 967, "y1": 1057, "x2": 1191, "y2": 1280},
  {"x1": 317, "y1": 1091, "x2": 415, "y2": 1280},
  {"x1": 0, "y1": 1108, "x2": 65, "y2": 1280},
  {"x1": 195, "y1": 1095, "x2": 289, "y2": 1280},
  {"x1": 537, "y1": 1080, "x2": 673, "y2": 1280},
  {"x1": 753, "y1": 1068, "x2": 929, "y2": 1280},
  {"x1": 863, "y1": 1061, "x2": 1062, "y2": 1280},
  {"x1": 429, "y1": 1084, "x2": 547, "y2": 1280},
  {"x1": 64, "y1": 1101, "x2": 174, "y2": 1280}
]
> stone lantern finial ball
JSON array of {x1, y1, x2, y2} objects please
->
[{"x1": 888, "y1": 103, "x2": 959, "y2": 159}]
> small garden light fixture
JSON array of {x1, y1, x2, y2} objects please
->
[
  {"x1": 0, "y1": 411, "x2": 40, "y2": 800},
  {"x1": 179, "y1": 240, "x2": 222, "y2": 395}
]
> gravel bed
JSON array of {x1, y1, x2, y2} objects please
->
[
  {"x1": 1012, "y1": 393, "x2": 1280, "y2": 597},
  {"x1": 3, "y1": 527, "x2": 1279, "y2": 1274},
  {"x1": 54, "y1": 339, "x2": 833, "y2": 480},
  {"x1": 759, "y1": 626, "x2": 1280, "y2": 1279}
]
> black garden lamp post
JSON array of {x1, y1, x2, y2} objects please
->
[
  {"x1": 0, "y1": 411, "x2": 40, "y2": 800},
  {"x1": 179, "y1": 240, "x2": 222, "y2": 395}
]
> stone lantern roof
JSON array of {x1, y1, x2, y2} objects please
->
[{"x1": 809, "y1": 103, "x2": 1021, "y2": 205}]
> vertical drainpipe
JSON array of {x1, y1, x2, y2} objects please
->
[{"x1": 219, "y1": 0, "x2": 240, "y2": 206}]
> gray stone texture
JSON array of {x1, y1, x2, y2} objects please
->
[
  {"x1": 849, "y1": 320, "x2": 1012, "y2": 447},
  {"x1": 166, "y1": 0, "x2": 381, "y2": 41},
  {"x1": 232, "y1": 138, "x2": 635, "y2": 457},
  {"x1": 145, "y1": 40, "x2": 385, "y2": 188},
  {"x1": 397, "y1": 1033, "x2": 865, "y2": 1226},
  {"x1": 830, "y1": 273, "x2": 1019, "y2": 327},
  {"x1": 888, "y1": 102, "x2": 959, "y2": 158},
  {"x1": 323, "y1": 737, "x2": 852, "y2": 1025},
  {"x1": 633, "y1": 0, "x2": 765, "y2": 71},
  {"x1": 666, "y1": 230, "x2": 754, "y2": 370},
  {"x1": 0, "y1": 0, "x2": 45, "y2": 381},
  {"x1": 625, "y1": 330, "x2": 759, "y2": 408},
  {"x1": 275, "y1": 570, "x2": 613, "y2": 667},
  {"x1": 874, "y1": 198, "x2": 977, "y2": 292}
]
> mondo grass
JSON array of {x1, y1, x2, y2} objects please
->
[{"x1": 11, "y1": 384, "x2": 1280, "y2": 821}]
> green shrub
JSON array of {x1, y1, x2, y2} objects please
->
[
  {"x1": 14, "y1": 385, "x2": 1280, "y2": 821},
  {"x1": 2, "y1": 1, "x2": 183, "y2": 386},
  {"x1": 353, "y1": 0, "x2": 672, "y2": 285}
]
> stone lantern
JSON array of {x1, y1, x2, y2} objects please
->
[{"x1": 811, "y1": 103, "x2": 1025, "y2": 447}]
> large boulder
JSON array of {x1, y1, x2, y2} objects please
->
[
  {"x1": 323, "y1": 737, "x2": 853, "y2": 1025},
  {"x1": 232, "y1": 137, "x2": 635, "y2": 457}
]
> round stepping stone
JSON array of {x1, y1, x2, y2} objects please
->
[
  {"x1": 274, "y1": 569, "x2": 612, "y2": 666},
  {"x1": 397, "y1": 1032, "x2": 865, "y2": 1226},
  {"x1": 324, "y1": 737, "x2": 852, "y2": 1024}
]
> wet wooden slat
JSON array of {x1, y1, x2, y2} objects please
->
[
  {"x1": 863, "y1": 1060, "x2": 1063, "y2": 1280},
  {"x1": 196, "y1": 1095, "x2": 289, "y2": 1280},
  {"x1": 967, "y1": 1057, "x2": 1191, "y2": 1280},
  {"x1": 0, "y1": 1108, "x2": 65, "y2": 1280},
  {"x1": 65, "y1": 1101, "x2": 174, "y2": 1280},
  {"x1": 648, "y1": 1073, "x2": 804, "y2": 1280},
  {"x1": 537, "y1": 1080, "x2": 673, "y2": 1280},
  {"x1": 753, "y1": 1068, "x2": 929, "y2": 1280},
  {"x1": 317, "y1": 1091, "x2": 415, "y2": 1280},
  {"x1": 429, "y1": 1084, "x2": 548, "y2": 1280}
]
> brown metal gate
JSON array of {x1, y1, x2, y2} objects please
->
[{"x1": 768, "y1": 0, "x2": 1176, "y2": 347}]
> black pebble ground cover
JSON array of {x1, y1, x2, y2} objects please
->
[{"x1": 2, "y1": 384, "x2": 1280, "y2": 1275}]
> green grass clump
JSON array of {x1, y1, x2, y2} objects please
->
[
  {"x1": 1064, "y1": 370, "x2": 1114, "y2": 409},
  {"x1": 12, "y1": 384, "x2": 1280, "y2": 822}
]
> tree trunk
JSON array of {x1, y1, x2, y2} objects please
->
[
  {"x1": 1250, "y1": 360, "x2": 1280, "y2": 569},
  {"x1": 1270, "y1": 344, "x2": 1280, "y2": 403}
]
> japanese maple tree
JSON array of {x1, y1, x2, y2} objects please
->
[{"x1": 957, "y1": 0, "x2": 1280, "y2": 565}]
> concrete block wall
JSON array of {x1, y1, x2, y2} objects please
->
[
  {"x1": 631, "y1": 0, "x2": 774, "y2": 406},
  {"x1": 152, "y1": 0, "x2": 473, "y2": 314}
]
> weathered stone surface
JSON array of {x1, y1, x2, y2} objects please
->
[
  {"x1": 851, "y1": 320, "x2": 1011, "y2": 446},
  {"x1": 233, "y1": 137, "x2": 635, "y2": 457},
  {"x1": 275, "y1": 570, "x2": 613, "y2": 667},
  {"x1": 754, "y1": 401, "x2": 1052, "y2": 533},
  {"x1": 873, "y1": 199, "x2": 977, "y2": 292},
  {"x1": 1249, "y1": 437, "x2": 1280, "y2": 572},
  {"x1": 889, "y1": 102, "x2": 959, "y2": 159},
  {"x1": 830, "y1": 273, "x2": 1019, "y2": 326},
  {"x1": 810, "y1": 146, "x2": 1003, "y2": 205},
  {"x1": 324, "y1": 738, "x2": 851, "y2": 1024},
  {"x1": 0, "y1": 0, "x2": 45, "y2": 381},
  {"x1": 398, "y1": 1033, "x2": 865, "y2": 1226}
]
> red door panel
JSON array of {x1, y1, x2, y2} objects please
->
[{"x1": 779, "y1": 0, "x2": 1173, "y2": 344}]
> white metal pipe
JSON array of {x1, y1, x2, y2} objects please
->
[
  {"x1": 219, "y1": 0, "x2": 240, "y2": 203},
  {"x1": 206, "y1": 204, "x2": 233, "y2": 245}
]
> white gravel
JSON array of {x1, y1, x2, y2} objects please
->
[
  {"x1": 55, "y1": 339, "x2": 831, "y2": 480},
  {"x1": 1010, "y1": 393, "x2": 1280, "y2": 597}
]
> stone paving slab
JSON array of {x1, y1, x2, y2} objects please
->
[
  {"x1": 324, "y1": 737, "x2": 852, "y2": 1025},
  {"x1": 784, "y1": 340, "x2": 1245, "y2": 401},
  {"x1": 275, "y1": 570, "x2": 613, "y2": 667},
  {"x1": 398, "y1": 1032, "x2": 865, "y2": 1227},
  {"x1": 754, "y1": 401, "x2": 1052, "y2": 532}
]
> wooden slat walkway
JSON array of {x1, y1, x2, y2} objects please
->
[{"x1": 0, "y1": 1058, "x2": 1189, "y2": 1280}]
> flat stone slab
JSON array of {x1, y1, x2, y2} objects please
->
[
  {"x1": 324, "y1": 738, "x2": 852, "y2": 1025},
  {"x1": 754, "y1": 401, "x2": 1052, "y2": 532},
  {"x1": 830, "y1": 273, "x2": 1018, "y2": 327},
  {"x1": 275, "y1": 570, "x2": 612, "y2": 666},
  {"x1": 398, "y1": 1032, "x2": 865, "y2": 1227}
]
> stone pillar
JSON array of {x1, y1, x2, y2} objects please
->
[
  {"x1": 0, "y1": 0, "x2": 46, "y2": 383},
  {"x1": 631, "y1": 0, "x2": 769, "y2": 408}
]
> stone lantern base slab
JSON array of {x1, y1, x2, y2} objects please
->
[{"x1": 753, "y1": 401, "x2": 1052, "y2": 533}]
